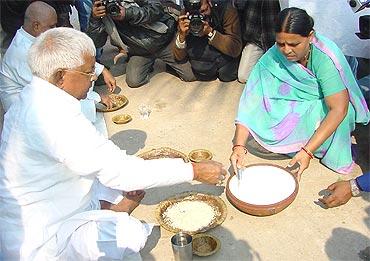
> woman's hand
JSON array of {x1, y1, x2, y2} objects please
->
[
  {"x1": 230, "y1": 146, "x2": 248, "y2": 175},
  {"x1": 288, "y1": 150, "x2": 311, "y2": 180}
]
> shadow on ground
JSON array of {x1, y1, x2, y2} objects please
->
[{"x1": 110, "y1": 129, "x2": 147, "y2": 155}]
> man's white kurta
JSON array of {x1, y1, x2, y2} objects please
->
[
  {"x1": 0, "y1": 27, "x2": 107, "y2": 136},
  {"x1": 0, "y1": 27, "x2": 33, "y2": 111},
  {"x1": 0, "y1": 77, "x2": 193, "y2": 260}
]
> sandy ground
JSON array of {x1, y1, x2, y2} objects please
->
[{"x1": 94, "y1": 43, "x2": 370, "y2": 261}]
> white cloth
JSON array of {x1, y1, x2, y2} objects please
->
[
  {"x1": 237, "y1": 43, "x2": 264, "y2": 83},
  {"x1": 0, "y1": 27, "x2": 33, "y2": 111},
  {"x1": 0, "y1": 77, "x2": 194, "y2": 260},
  {"x1": 0, "y1": 27, "x2": 107, "y2": 136}
]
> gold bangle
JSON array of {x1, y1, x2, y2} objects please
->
[{"x1": 232, "y1": 144, "x2": 247, "y2": 154}]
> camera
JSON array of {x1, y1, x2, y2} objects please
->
[
  {"x1": 184, "y1": 0, "x2": 204, "y2": 36},
  {"x1": 347, "y1": 0, "x2": 370, "y2": 39},
  {"x1": 102, "y1": 0, "x2": 121, "y2": 17}
]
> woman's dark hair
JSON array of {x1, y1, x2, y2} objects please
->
[{"x1": 275, "y1": 7, "x2": 314, "y2": 37}]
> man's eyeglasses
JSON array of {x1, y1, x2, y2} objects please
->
[{"x1": 64, "y1": 69, "x2": 97, "y2": 82}]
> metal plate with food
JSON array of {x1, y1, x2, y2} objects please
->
[
  {"x1": 112, "y1": 114, "x2": 132, "y2": 124},
  {"x1": 138, "y1": 147, "x2": 189, "y2": 162},
  {"x1": 156, "y1": 192, "x2": 227, "y2": 234},
  {"x1": 188, "y1": 149, "x2": 213, "y2": 162},
  {"x1": 96, "y1": 94, "x2": 128, "y2": 112},
  {"x1": 226, "y1": 164, "x2": 299, "y2": 216}
]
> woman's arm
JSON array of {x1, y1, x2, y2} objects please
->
[
  {"x1": 229, "y1": 123, "x2": 250, "y2": 174},
  {"x1": 289, "y1": 89, "x2": 349, "y2": 177},
  {"x1": 305, "y1": 89, "x2": 349, "y2": 152}
]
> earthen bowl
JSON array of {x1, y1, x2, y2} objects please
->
[
  {"x1": 112, "y1": 114, "x2": 132, "y2": 124},
  {"x1": 188, "y1": 149, "x2": 213, "y2": 162},
  {"x1": 192, "y1": 233, "x2": 221, "y2": 257},
  {"x1": 226, "y1": 164, "x2": 299, "y2": 216}
]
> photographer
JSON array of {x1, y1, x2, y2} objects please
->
[
  {"x1": 87, "y1": 0, "x2": 195, "y2": 88},
  {"x1": 173, "y1": 0, "x2": 242, "y2": 82}
]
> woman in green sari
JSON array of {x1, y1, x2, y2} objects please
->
[{"x1": 230, "y1": 8, "x2": 369, "y2": 178}]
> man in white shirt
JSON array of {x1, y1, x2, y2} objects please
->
[
  {"x1": 0, "y1": 1, "x2": 115, "y2": 136},
  {"x1": 0, "y1": 27, "x2": 225, "y2": 260}
]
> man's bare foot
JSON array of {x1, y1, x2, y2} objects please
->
[{"x1": 100, "y1": 190, "x2": 145, "y2": 215}]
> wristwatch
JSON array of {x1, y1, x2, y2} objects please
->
[
  {"x1": 350, "y1": 179, "x2": 361, "y2": 197},
  {"x1": 207, "y1": 30, "x2": 215, "y2": 40}
]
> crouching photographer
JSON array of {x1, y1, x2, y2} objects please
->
[
  {"x1": 87, "y1": 0, "x2": 195, "y2": 88},
  {"x1": 173, "y1": 0, "x2": 242, "y2": 82}
]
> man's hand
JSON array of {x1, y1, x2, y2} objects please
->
[
  {"x1": 287, "y1": 150, "x2": 311, "y2": 181},
  {"x1": 192, "y1": 160, "x2": 226, "y2": 185},
  {"x1": 100, "y1": 93, "x2": 114, "y2": 109},
  {"x1": 102, "y1": 68, "x2": 116, "y2": 92},
  {"x1": 93, "y1": 0, "x2": 106, "y2": 18},
  {"x1": 111, "y1": 6, "x2": 126, "y2": 21},
  {"x1": 202, "y1": 20, "x2": 213, "y2": 37},
  {"x1": 319, "y1": 181, "x2": 352, "y2": 208},
  {"x1": 178, "y1": 13, "x2": 190, "y2": 41}
]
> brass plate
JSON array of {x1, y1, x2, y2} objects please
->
[
  {"x1": 155, "y1": 192, "x2": 227, "y2": 234},
  {"x1": 96, "y1": 94, "x2": 128, "y2": 112},
  {"x1": 112, "y1": 114, "x2": 132, "y2": 124},
  {"x1": 138, "y1": 147, "x2": 189, "y2": 162},
  {"x1": 192, "y1": 233, "x2": 221, "y2": 257},
  {"x1": 188, "y1": 149, "x2": 213, "y2": 162}
]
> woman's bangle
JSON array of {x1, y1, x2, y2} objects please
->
[
  {"x1": 301, "y1": 147, "x2": 314, "y2": 159},
  {"x1": 232, "y1": 144, "x2": 247, "y2": 154}
]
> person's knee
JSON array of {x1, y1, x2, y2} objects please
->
[
  {"x1": 126, "y1": 77, "x2": 148, "y2": 88},
  {"x1": 179, "y1": 72, "x2": 196, "y2": 82},
  {"x1": 238, "y1": 73, "x2": 247, "y2": 84},
  {"x1": 219, "y1": 73, "x2": 237, "y2": 82},
  {"x1": 126, "y1": 73, "x2": 149, "y2": 88}
]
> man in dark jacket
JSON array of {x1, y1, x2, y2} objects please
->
[
  {"x1": 88, "y1": 0, "x2": 195, "y2": 88},
  {"x1": 173, "y1": 0, "x2": 242, "y2": 82}
]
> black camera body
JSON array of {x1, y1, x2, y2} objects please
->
[
  {"x1": 102, "y1": 0, "x2": 121, "y2": 17},
  {"x1": 184, "y1": 0, "x2": 204, "y2": 36}
]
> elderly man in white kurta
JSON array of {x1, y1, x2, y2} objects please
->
[
  {"x1": 0, "y1": 27, "x2": 225, "y2": 260},
  {"x1": 0, "y1": 1, "x2": 115, "y2": 136}
]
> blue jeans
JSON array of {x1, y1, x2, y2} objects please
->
[{"x1": 75, "y1": 0, "x2": 93, "y2": 32}]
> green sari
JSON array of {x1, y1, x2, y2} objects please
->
[{"x1": 236, "y1": 32, "x2": 369, "y2": 174}]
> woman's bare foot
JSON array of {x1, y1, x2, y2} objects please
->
[{"x1": 100, "y1": 190, "x2": 145, "y2": 215}]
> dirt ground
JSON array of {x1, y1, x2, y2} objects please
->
[{"x1": 93, "y1": 44, "x2": 370, "y2": 261}]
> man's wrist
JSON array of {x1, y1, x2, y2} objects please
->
[
  {"x1": 207, "y1": 29, "x2": 216, "y2": 41},
  {"x1": 175, "y1": 33, "x2": 187, "y2": 49},
  {"x1": 350, "y1": 179, "x2": 361, "y2": 197}
]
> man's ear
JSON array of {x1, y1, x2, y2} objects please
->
[
  {"x1": 32, "y1": 21, "x2": 40, "y2": 33},
  {"x1": 52, "y1": 70, "x2": 65, "y2": 87}
]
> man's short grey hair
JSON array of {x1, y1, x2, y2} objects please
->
[{"x1": 28, "y1": 27, "x2": 96, "y2": 80}]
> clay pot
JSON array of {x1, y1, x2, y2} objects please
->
[{"x1": 226, "y1": 164, "x2": 299, "y2": 216}]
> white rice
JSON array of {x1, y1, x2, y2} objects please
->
[{"x1": 163, "y1": 200, "x2": 216, "y2": 232}]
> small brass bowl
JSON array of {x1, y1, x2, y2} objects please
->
[
  {"x1": 188, "y1": 149, "x2": 213, "y2": 162},
  {"x1": 112, "y1": 114, "x2": 132, "y2": 124},
  {"x1": 192, "y1": 234, "x2": 221, "y2": 257}
]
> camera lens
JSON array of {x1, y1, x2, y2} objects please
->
[
  {"x1": 189, "y1": 14, "x2": 204, "y2": 36},
  {"x1": 106, "y1": 1, "x2": 120, "y2": 16}
]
